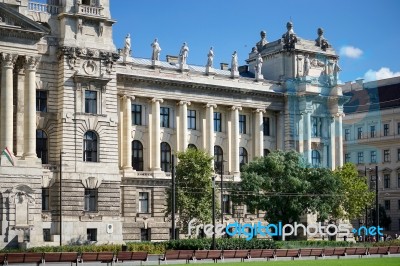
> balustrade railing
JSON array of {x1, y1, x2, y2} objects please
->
[
  {"x1": 77, "y1": 4, "x2": 103, "y2": 16},
  {"x1": 28, "y1": 2, "x2": 60, "y2": 15}
]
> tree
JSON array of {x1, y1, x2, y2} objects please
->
[
  {"x1": 333, "y1": 163, "x2": 374, "y2": 220},
  {"x1": 235, "y1": 150, "x2": 342, "y2": 225},
  {"x1": 165, "y1": 148, "x2": 218, "y2": 233}
]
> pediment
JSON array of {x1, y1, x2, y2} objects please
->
[{"x1": 0, "y1": 3, "x2": 49, "y2": 40}]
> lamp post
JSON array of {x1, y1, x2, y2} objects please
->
[
  {"x1": 375, "y1": 165, "x2": 379, "y2": 239},
  {"x1": 171, "y1": 155, "x2": 176, "y2": 240},
  {"x1": 220, "y1": 160, "x2": 227, "y2": 224},
  {"x1": 211, "y1": 175, "x2": 216, "y2": 250}
]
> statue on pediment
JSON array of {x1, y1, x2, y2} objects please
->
[
  {"x1": 206, "y1": 47, "x2": 214, "y2": 68},
  {"x1": 179, "y1": 42, "x2": 189, "y2": 65},
  {"x1": 315, "y1": 28, "x2": 330, "y2": 51},
  {"x1": 282, "y1": 22, "x2": 297, "y2": 51},
  {"x1": 151, "y1": 38, "x2": 161, "y2": 61}
]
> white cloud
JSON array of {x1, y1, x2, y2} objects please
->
[
  {"x1": 339, "y1": 46, "x2": 363, "y2": 59},
  {"x1": 363, "y1": 67, "x2": 400, "y2": 82}
]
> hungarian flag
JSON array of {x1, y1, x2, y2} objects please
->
[{"x1": 2, "y1": 147, "x2": 14, "y2": 166}]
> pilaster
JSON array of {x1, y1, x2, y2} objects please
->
[
  {"x1": 253, "y1": 109, "x2": 265, "y2": 158},
  {"x1": 151, "y1": 98, "x2": 163, "y2": 171},
  {"x1": 231, "y1": 106, "x2": 242, "y2": 175}
]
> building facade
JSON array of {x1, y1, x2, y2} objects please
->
[
  {"x1": 0, "y1": 0, "x2": 346, "y2": 247},
  {"x1": 343, "y1": 77, "x2": 400, "y2": 235}
]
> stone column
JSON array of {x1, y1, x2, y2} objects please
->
[
  {"x1": 231, "y1": 106, "x2": 242, "y2": 175},
  {"x1": 305, "y1": 111, "x2": 312, "y2": 164},
  {"x1": 336, "y1": 113, "x2": 344, "y2": 167},
  {"x1": 253, "y1": 109, "x2": 265, "y2": 157},
  {"x1": 205, "y1": 104, "x2": 216, "y2": 157},
  {"x1": 330, "y1": 116, "x2": 336, "y2": 170},
  {"x1": 23, "y1": 56, "x2": 40, "y2": 158},
  {"x1": 151, "y1": 98, "x2": 163, "y2": 171},
  {"x1": 122, "y1": 95, "x2": 133, "y2": 170},
  {"x1": 178, "y1": 101, "x2": 190, "y2": 151},
  {"x1": 0, "y1": 53, "x2": 17, "y2": 153},
  {"x1": 298, "y1": 112, "x2": 304, "y2": 154}
]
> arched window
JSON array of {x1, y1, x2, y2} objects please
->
[
  {"x1": 132, "y1": 140, "x2": 143, "y2": 171},
  {"x1": 36, "y1": 130, "x2": 48, "y2": 164},
  {"x1": 83, "y1": 131, "x2": 98, "y2": 162},
  {"x1": 187, "y1": 144, "x2": 197, "y2": 150},
  {"x1": 161, "y1": 142, "x2": 171, "y2": 172},
  {"x1": 239, "y1": 147, "x2": 248, "y2": 170},
  {"x1": 312, "y1": 150, "x2": 321, "y2": 167},
  {"x1": 214, "y1": 145, "x2": 223, "y2": 171}
]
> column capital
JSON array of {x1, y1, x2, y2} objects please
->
[
  {"x1": 231, "y1": 105, "x2": 242, "y2": 111},
  {"x1": 334, "y1": 112, "x2": 345, "y2": 118},
  {"x1": 24, "y1": 56, "x2": 40, "y2": 71},
  {"x1": 150, "y1": 97, "x2": 163, "y2": 103},
  {"x1": 1, "y1": 53, "x2": 17, "y2": 69},
  {"x1": 204, "y1": 103, "x2": 217, "y2": 108},
  {"x1": 177, "y1": 100, "x2": 191, "y2": 106},
  {"x1": 254, "y1": 108, "x2": 266, "y2": 113},
  {"x1": 119, "y1": 94, "x2": 135, "y2": 101}
]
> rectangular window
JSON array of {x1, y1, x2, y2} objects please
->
[
  {"x1": 42, "y1": 188, "x2": 50, "y2": 211},
  {"x1": 384, "y1": 150, "x2": 390, "y2": 162},
  {"x1": 84, "y1": 189, "x2": 97, "y2": 212},
  {"x1": 187, "y1": 110, "x2": 196, "y2": 130},
  {"x1": 344, "y1": 129, "x2": 350, "y2": 141},
  {"x1": 311, "y1": 117, "x2": 321, "y2": 137},
  {"x1": 263, "y1": 117, "x2": 270, "y2": 136},
  {"x1": 139, "y1": 192, "x2": 149, "y2": 213},
  {"x1": 87, "y1": 228, "x2": 97, "y2": 241},
  {"x1": 345, "y1": 153, "x2": 351, "y2": 163},
  {"x1": 141, "y1": 228, "x2": 150, "y2": 241},
  {"x1": 370, "y1": 151, "x2": 377, "y2": 163},
  {"x1": 239, "y1": 115, "x2": 246, "y2": 134},
  {"x1": 160, "y1": 107, "x2": 170, "y2": 128},
  {"x1": 398, "y1": 149, "x2": 400, "y2": 161},
  {"x1": 398, "y1": 199, "x2": 400, "y2": 210},
  {"x1": 384, "y1": 200, "x2": 390, "y2": 210},
  {"x1": 398, "y1": 122, "x2": 400, "y2": 135},
  {"x1": 398, "y1": 172, "x2": 400, "y2": 188},
  {"x1": 370, "y1": 125, "x2": 376, "y2": 138},
  {"x1": 85, "y1": 90, "x2": 97, "y2": 114},
  {"x1": 384, "y1": 124, "x2": 389, "y2": 136},
  {"x1": 222, "y1": 195, "x2": 230, "y2": 214},
  {"x1": 357, "y1": 127, "x2": 363, "y2": 139},
  {"x1": 43, "y1": 229, "x2": 51, "y2": 242},
  {"x1": 132, "y1": 104, "x2": 142, "y2": 125},
  {"x1": 357, "y1": 152, "x2": 364, "y2": 164},
  {"x1": 384, "y1": 174, "x2": 390, "y2": 189},
  {"x1": 36, "y1": 91, "x2": 48, "y2": 112},
  {"x1": 214, "y1": 112, "x2": 221, "y2": 132}
]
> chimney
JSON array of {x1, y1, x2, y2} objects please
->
[
  {"x1": 220, "y1": 63, "x2": 229, "y2": 70},
  {"x1": 238, "y1": 65, "x2": 248, "y2": 74},
  {"x1": 166, "y1": 55, "x2": 178, "y2": 64}
]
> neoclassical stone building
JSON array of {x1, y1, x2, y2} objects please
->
[
  {"x1": 343, "y1": 77, "x2": 400, "y2": 235},
  {"x1": 0, "y1": 0, "x2": 346, "y2": 247}
]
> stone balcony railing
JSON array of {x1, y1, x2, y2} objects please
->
[
  {"x1": 28, "y1": 2, "x2": 60, "y2": 15},
  {"x1": 77, "y1": 4, "x2": 103, "y2": 16}
]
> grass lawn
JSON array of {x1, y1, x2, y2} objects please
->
[{"x1": 166, "y1": 257, "x2": 400, "y2": 266}]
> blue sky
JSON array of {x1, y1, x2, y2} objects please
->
[{"x1": 110, "y1": 0, "x2": 400, "y2": 83}]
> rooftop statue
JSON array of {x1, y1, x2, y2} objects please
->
[
  {"x1": 151, "y1": 38, "x2": 161, "y2": 61},
  {"x1": 206, "y1": 47, "x2": 214, "y2": 68},
  {"x1": 315, "y1": 28, "x2": 330, "y2": 51},
  {"x1": 281, "y1": 22, "x2": 297, "y2": 51},
  {"x1": 231, "y1": 51, "x2": 238, "y2": 72},
  {"x1": 123, "y1": 34, "x2": 131, "y2": 56},
  {"x1": 179, "y1": 42, "x2": 189, "y2": 65},
  {"x1": 256, "y1": 30, "x2": 268, "y2": 52}
]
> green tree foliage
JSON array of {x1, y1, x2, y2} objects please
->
[
  {"x1": 165, "y1": 148, "x2": 218, "y2": 233},
  {"x1": 333, "y1": 163, "x2": 374, "y2": 220},
  {"x1": 235, "y1": 150, "x2": 342, "y2": 224}
]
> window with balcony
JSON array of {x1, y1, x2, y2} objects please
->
[
  {"x1": 384, "y1": 174, "x2": 390, "y2": 189},
  {"x1": 357, "y1": 152, "x2": 364, "y2": 164},
  {"x1": 188, "y1": 110, "x2": 196, "y2": 130},
  {"x1": 160, "y1": 142, "x2": 171, "y2": 172},
  {"x1": 383, "y1": 149, "x2": 390, "y2": 162},
  {"x1": 160, "y1": 107, "x2": 170, "y2": 128},
  {"x1": 132, "y1": 104, "x2": 142, "y2": 125},
  {"x1": 239, "y1": 115, "x2": 247, "y2": 134},
  {"x1": 214, "y1": 112, "x2": 222, "y2": 132},
  {"x1": 384, "y1": 124, "x2": 389, "y2": 136},
  {"x1": 132, "y1": 140, "x2": 143, "y2": 171}
]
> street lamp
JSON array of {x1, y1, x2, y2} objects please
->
[{"x1": 211, "y1": 175, "x2": 216, "y2": 250}]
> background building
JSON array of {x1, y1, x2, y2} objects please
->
[
  {"x1": 0, "y1": 0, "x2": 345, "y2": 247},
  {"x1": 343, "y1": 76, "x2": 400, "y2": 235}
]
